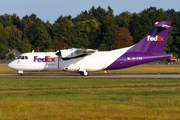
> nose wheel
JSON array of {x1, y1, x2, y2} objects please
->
[
  {"x1": 18, "y1": 70, "x2": 23, "y2": 76},
  {"x1": 18, "y1": 73, "x2": 23, "y2": 76}
]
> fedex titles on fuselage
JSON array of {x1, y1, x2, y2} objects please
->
[
  {"x1": 147, "y1": 35, "x2": 164, "y2": 41},
  {"x1": 34, "y1": 56, "x2": 55, "y2": 63}
]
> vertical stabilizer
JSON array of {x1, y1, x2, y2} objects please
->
[
  {"x1": 128, "y1": 21, "x2": 171, "y2": 53},
  {"x1": 106, "y1": 21, "x2": 172, "y2": 70}
]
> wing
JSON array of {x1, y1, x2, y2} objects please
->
[
  {"x1": 59, "y1": 48, "x2": 97, "y2": 60},
  {"x1": 76, "y1": 49, "x2": 97, "y2": 55}
]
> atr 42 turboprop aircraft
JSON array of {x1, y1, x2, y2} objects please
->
[{"x1": 8, "y1": 21, "x2": 172, "y2": 76}]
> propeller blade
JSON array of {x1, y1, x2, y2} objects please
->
[{"x1": 55, "y1": 46, "x2": 61, "y2": 56}]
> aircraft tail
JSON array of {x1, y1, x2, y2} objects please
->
[
  {"x1": 128, "y1": 21, "x2": 171, "y2": 53},
  {"x1": 106, "y1": 21, "x2": 171, "y2": 70}
]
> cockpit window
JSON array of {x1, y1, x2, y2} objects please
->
[
  {"x1": 21, "y1": 56, "x2": 24, "y2": 59},
  {"x1": 17, "y1": 56, "x2": 22, "y2": 59},
  {"x1": 17, "y1": 56, "x2": 28, "y2": 60}
]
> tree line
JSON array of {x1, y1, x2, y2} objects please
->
[{"x1": 0, "y1": 6, "x2": 180, "y2": 58}]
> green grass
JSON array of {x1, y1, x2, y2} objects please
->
[{"x1": 0, "y1": 77, "x2": 180, "y2": 119}]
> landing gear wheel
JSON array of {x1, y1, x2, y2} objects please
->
[
  {"x1": 18, "y1": 73, "x2": 22, "y2": 76},
  {"x1": 79, "y1": 71, "x2": 89, "y2": 76},
  {"x1": 84, "y1": 72, "x2": 89, "y2": 76},
  {"x1": 18, "y1": 70, "x2": 23, "y2": 76},
  {"x1": 79, "y1": 71, "x2": 84, "y2": 76}
]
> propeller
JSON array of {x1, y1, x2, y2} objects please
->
[
  {"x1": 55, "y1": 46, "x2": 61, "y2": 69},
  {"x1": 55, "y1": 46, "x2": 61, "y2": 56}
]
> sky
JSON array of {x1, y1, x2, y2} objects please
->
[{"x1": 0, "y1": 0, "x2": 179, "y2": 24}]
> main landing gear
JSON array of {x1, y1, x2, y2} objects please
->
[
  {"x1": 79, "y1": 68, "x2": 89, "y2": 76},
  {"x1": 79, "y1": 71, "x2": 89, "y2": 76}
]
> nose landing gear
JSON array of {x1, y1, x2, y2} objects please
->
[
  {"x1": 18, "y1": 73, "x2": 22, "y2": 76},
  {"x1": 18, "y1": 70, "x2": 23, "y2": 76}
]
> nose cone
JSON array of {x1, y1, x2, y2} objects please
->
[
  {"x1": 8, "y1": 62, "x2": 14, "y2": 69},
  {"x1": 8, "y1": 61, "x2": 16, "y2": 70}
]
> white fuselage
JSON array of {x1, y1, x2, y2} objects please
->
[{"x1": 8, "y1": 47, "x2": 131, "y2": 73}]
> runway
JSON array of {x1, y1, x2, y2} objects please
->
[{"x1": 1, "y1": 73, "x2": 180, "y2": 78}]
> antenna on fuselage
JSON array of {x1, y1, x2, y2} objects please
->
[{"x1": 32, "y1": 50, "x2": 34, "y2": 53}]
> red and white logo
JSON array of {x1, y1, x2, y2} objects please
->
[{"x1": 147, "y1": 35, "x2": 164, "y2": 41}]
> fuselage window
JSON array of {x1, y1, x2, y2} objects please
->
[
  {"x1": 25, "y1": 56, "x2": 28, "y2": 59},
  {"x1": 21, "y1": 56, "x2": 24, "y2": 59}
]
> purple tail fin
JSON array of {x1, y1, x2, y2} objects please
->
[
  {"x1": 128, "y1": 21, "x2": 171, "y2": 53},
  {"x1": 106, "y1": 21, "x2": 171, "y2": 70}
]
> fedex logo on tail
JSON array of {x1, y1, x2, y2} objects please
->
[
  {"x1": 147, "y1": 35, "x2": 164, "y2": 41},
  {"x1": 34, "y1": 56, "x2": 55, "y2": 63}
]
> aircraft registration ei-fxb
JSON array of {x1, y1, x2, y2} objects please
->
[{"x1": 8, "y1": 21, "x2": 172, "y2": 76}]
